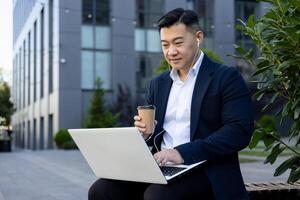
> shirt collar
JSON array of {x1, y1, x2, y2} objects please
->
[{"x1": 170, "y1": 50, "x2": 204, "y2": 82}]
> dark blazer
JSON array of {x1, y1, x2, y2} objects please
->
[{"x1": 146, "y1": 54, "x2": 254, "y2": 200}]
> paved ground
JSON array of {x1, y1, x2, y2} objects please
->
[
  {"x1": 0, "y1": 150, "x2": 96, "y2": 200},
  {"x1": 0, "y1": 150, "x2": 290, "y2": 200}
]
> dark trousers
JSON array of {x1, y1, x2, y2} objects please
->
[{"x1": 88, "y1": 167, "x2": 214, "y2": 200}]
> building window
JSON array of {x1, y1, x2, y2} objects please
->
[
  {"x1": 81, "y1": 50, "x2": 94, "y2": 89},
  {"x1": 33, "y1": 21, "x2": 37, "y2": 102},
  {"x1": 40, "y1": 117, "x2": 44, "y2": 149},
  {"x1": 48, "y1": 114, "x2": 53, "y2": 149},
  {"x1": 14, "y1": 54, "x2": 18, "y2": 109},
  {"x1": 194, "y1": 0, "x2": 215, "y2": 50},
  {"x1": 95, "y1": 26, "x2": 111, "y2": 49},
  {"x1": 136, "y1": 53, "x2": 162, "y2": 92},
  {"x1": 95, "y1": 51, "x2": 111, "y2": 89},
  {"x1": 49, "y1": 0, "x2": 53, "y2": 94},
  {"x1": 40, "y1": 8, "x2": 44, "y2": 98},
  {"x1": 33, "y1": 118, "x2": 36, "y2": 150},
  {"x1": 81, "y1": 50, "x2": 111, "y2": 90},
  {"x1": 21, "y1": 122, "x2": 26, "y2": 148},
  {"x1": 19, "y1": 48, "x2": 21, "y2": 110},
  {"x1": 135, "y1": 0, "x2": 164, "y2": 92},
  {"x1": 28, "y1": 31, "x2": 31, "y2": 104},
  {"x1": 23, "y1": 40, "x2": 26, "y2": 108},
  {"x1": 82, "y1": 0, "x2": 93, "y2": 24},
  {"x1": 18, "y1": 124, "x2": 21, "y2": 148},
  {"x1": 27, "y1": 120, "x2": 31, "y2": 149},
  {"x1": 81, "y1": 0, "x2": 111, "y2": 90},
  {"x1": 135, "y1": 0, "x2": 163, "y2": 52},
  {"x1": 81, "y1": 25, "x2": 93, "y2": 48}
]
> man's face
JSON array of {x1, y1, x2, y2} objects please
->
[{"x1": 160, "y1": 23, "x2": 203, "y2": 72}]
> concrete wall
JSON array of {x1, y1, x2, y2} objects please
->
[{"x1": 58, "y1": 0, "x2": 82, "y2": 130}]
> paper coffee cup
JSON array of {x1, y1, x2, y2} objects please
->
[{"x1": 137, "y1": 105, "x2": 156, "y2": 134}]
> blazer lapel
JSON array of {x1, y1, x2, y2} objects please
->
[
  {"x1": 156, "y1": 76, "x2": 173, "y2": 131},
  {"x1": 190, "y1": 55, "x2": 215, "y2": 140}
]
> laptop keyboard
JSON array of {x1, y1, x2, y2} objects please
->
[{"x1": 160, "y1": 166, "x2": 186, "y2": 176}]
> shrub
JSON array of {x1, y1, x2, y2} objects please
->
[
  {"x1": 62, "y1": 140, "x2": 78, "y2": 150},
  {"x1": 235, "y1": 0, "x2": 300, "y2": 183},
  {"x1": 84, "y1": 78, "x2": 119, "y2": 128},
  {"x1": 54, "y1": 128, "x2": 76, "y2": 149},
  {"x1": 257, "y1": 115, "x2": 277, "y2": 133}
]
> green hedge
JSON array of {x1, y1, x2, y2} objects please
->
[{"x1": 54, "y1": 128, "x2": 77, "y2": 150}]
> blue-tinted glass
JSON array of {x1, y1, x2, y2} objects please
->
[
  {"x1": 95, "y1": 52, "x2": 111, "y2": 89},
  {"x1": 82, "y1": 0, "x2": 93, "y2": 24},
  {"x1": 135, "y1": 29, "x2": 146, "y2": 51},
  {"x1": 81, "y1": 51, "x2": 94, "y2": 89},
  {"x1": 95, "y1": 26, "x2": 111, "y2": 49},
  {"x1": 146, "y1": 29, "x2": 161, "y2": 52},
  {"x1": 81, "y1": 25, "x2": 94, "y2": 48}
]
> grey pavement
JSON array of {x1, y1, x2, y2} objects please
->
[
  {"x1": 0, "y1": 150, "x2": 290, "y2": 200},
  {"x1": 0, "y1": 150, "x2": 97, "y2": 200}
]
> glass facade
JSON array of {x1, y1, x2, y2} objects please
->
[
  {"x1": 48, "y1": 0, "x2": 53, "y2": 94},
  {"x1": 40, "y1": 8, "x2": 44, "y2": 98},
  {"x1": 23, "y1": 40, "x2": 26, "y2": 108},
  {"x1": 33, "y1": 20, "x2": 37, "y2": 102},
  {"x1": 81, "y1": 0, "x2": 111, "y2": 90},
  {"x1": 81, "y1": 50, "x2": 94, "y2": 89},
  {"x1": 135, "y1": 0, "x2": 162, "y2": 52},
  {"x1": 40, "y1": 117, "x2": 44, "y2": 149},
  {"x1": 27, "y1": 120, "x2": 30, "y2": 149},
  {"x1": 33, "y1": 118, "x2": 36, "y2": 150},
  {"x1": 48, "y1": 114, "x2": 53, "y2": 149},
  {"x1": 194, "y1": 0, "x2": 215, "y2": 50},
  {"x1": 235, "y1": 0, "x2": 258, "y2": 55},
  {"x1": 27, "y1": 31, "x2": 30, "y2": 105},
  {"x1": 135, "y1": 0, "x2": 164, "y2": 92}
]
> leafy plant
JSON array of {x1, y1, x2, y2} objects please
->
[
  {"x1": 0, "y1": 81, "x2": 14, "y2": 130},
  {"x1": 54, "y1": 128, "x2": 76, "y2": 149},
  {"x1": 84, "y1": 78, "x2": 119, "y2": 128},
  {"x1": 235, "y1": 0, "x2": 300, "y2": 183},
  {"x1": 62, "y1": 140, "x2": 78, "y2": 150},
  {"x1": 155, "y1": 48, "x2": 224, "y2": 74}
]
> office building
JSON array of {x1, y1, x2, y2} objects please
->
[{"x1": 12, "y1": 0, "x2": 269, "y2": 149}]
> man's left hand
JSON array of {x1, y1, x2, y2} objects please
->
[{"x1": 154, "y1": 149, "x2": 184, "y2": 166}]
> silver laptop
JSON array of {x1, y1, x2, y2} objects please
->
[{"x1": 69, "y1": 127, "x2": 206, "y2": 184}]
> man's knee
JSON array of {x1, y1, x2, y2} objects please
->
[
  {"x1": 144, "y1": 184, "x2": 178, "y2": 200},
  {"x1": 88, "y1": 179, "x2": 107, "y2": 200}
]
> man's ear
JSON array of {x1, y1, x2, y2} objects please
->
[{"x1": 196, "y1": 31, "x2": 204, "y2": 46}]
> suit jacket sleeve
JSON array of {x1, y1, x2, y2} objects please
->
[
  {"x1": 145, "y1": 79, "x2": 155, "y2": 146},
  {"x1": 175, "y1": 67, "x2": 254, "y2": 164}
]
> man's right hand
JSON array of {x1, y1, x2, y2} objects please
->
[
  {"x1": 134, "y1": 115, "x2": 148, "y2": 139},
  {"x1": 133, "y1": 115, "x2": 157, "y2": 139}
]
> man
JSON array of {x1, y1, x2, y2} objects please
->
[{"x1": 89, "y1": 8, "x2": 254, "y2": 200}]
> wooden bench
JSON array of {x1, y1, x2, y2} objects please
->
[{"x1": 245, "y1": 181, "x2": 300, "y2": 200}]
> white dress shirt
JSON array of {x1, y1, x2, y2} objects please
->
[{"x1": 161, "y1": 51, "x2": 204, "y2": 149}]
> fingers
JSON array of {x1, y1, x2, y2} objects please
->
[
  {"x1": 134, "y1": 115, "x2": 141, "y2": 121},
  {"x1": 134, "y1": 120, "x2": 145, "y2": 128},
  {"x1": 154, "y1": 152, "x2": 167, "y2": 166},
  {"x1": 154, "y1": 149, "x2": 183, "y2": 166},
  {"x1": 160, "y1": 157, "x2": 169, "y2": 166},
  {"x1": 134, "y1": 115, "x2": 146, "y2": 133},
  {"x1": 134, "y1": 122, "x2": 146, "y2": 132}
]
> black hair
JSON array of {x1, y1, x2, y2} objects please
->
[{"x1": 157, "y1": 8, "x2": 200, "y2": 32}]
